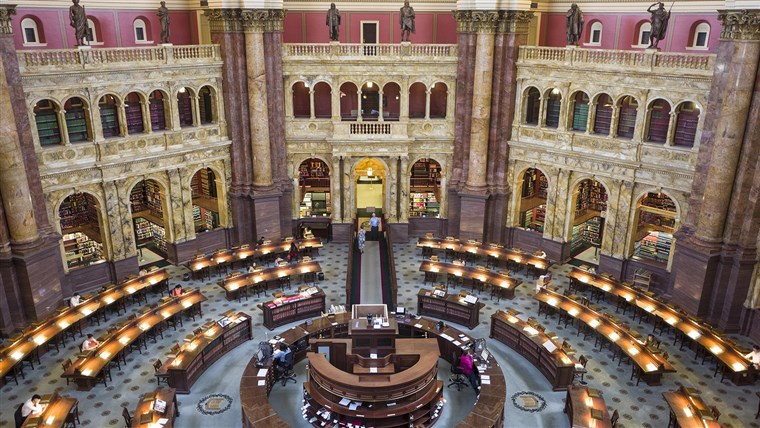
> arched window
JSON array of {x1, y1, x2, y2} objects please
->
[
  {"x1": 21, "y1": 17, "x2": 44, "y2": 46},
  {"x1": 571, "y1": 92, "x2": 590, "y2": 131},
  {"x1": 617, "y1": 96, "x2": 638, "y2": 139},
  {"x1": 646, "y1": 99, "x2": 671, "y2": 144},
  {"x1": 637, "y1": 22, "x2": 652, "y2": 48},
  {"x1": 593, "y1": 94, "x2": 613, "y2": 135},
  {"x1": 64, "y1": 97, "x2": 91, "y2": 143},
  {"x1": 313, "y1": 82, "x2": 332, "y2": 119},
  {"x1": 199, "y1": 86, "x2": 215, "y2": 124},
  {"x1": 588, "y1": 22, "x2": 602, "y2": 46},
  {"x1": 124, "y1": 92, "x2": 144, "y2": 134},
  {"x1": 292, "y1": 82, "x2": 310, "y2": 118},
  {"x1": 570, "y1": 179, "x2": 607, "y2": 258},
  {"x1": 339, "y1": 82, "x2": 358, "y2": 121},
  {"x1": 361, "y1": 82, "x2": 379, "y2": 120},
  {"x1": 99, "y1": 95, "x2": 120, "y2": 138},
  {"x1": 59, "y1": 192, "x2": 106, "y2": 269},
  {"x1": 86, "y1": 18, "x2": 101, "y2": 44},
  {"x1": 545, "y1": 89, "x2": 562, "y2": 128},
  {"x1": 691, "y1": 22, "x2": 710, "y2": 49},
  {"x1": 130, "y1": 179, "x2": 169, "y2": 257},
  {"x1": 383, "y1": 82, "x2": 401, "y2": 121},
  {"x1": 133, "y1": 18, "x2": 149, "y2": 43},
  {"x1": 524, "y1": 87, "x2": 540, "y2": 125},
  {"x1": 34, "y1": 99, "x2": 62, "y2": 146},
  {"x1": 177, "y1": 88, "x2": 194, "y2": 127},
  {"x1": 429, "y1": 82, "x2": 448, "y2": 119},
  {"x1": 408, "y1": 82, "x2": 426, "y2": 119},
  {"x1": 149, "y1": 90, "x2": 168, "y2": 131},
  {"x1": 674, "y1": 102, "x2": 700, "y2": 147}
]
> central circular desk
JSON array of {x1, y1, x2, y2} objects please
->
[{"x1": 240, "y1": 313, "x2": 506, "y2": 428}]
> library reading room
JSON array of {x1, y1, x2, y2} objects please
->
[{"x1": 0, "y1": 0, "x2": 759, "y2": 427}]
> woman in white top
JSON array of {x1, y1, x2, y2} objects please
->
[
  {"x1": 69, "y1": 293, "x2": 81, "y2": 306},
  {"x1": 21, "y1": 394, "x2": 43, "y2": 417}
]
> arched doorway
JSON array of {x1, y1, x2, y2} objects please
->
[
  {"x1": 631, "y1": 192, "x2": 677, "y2": 266},
  {"x1": 59, "y1": 192, "x2": 106, "y2": 270},
  {"x1": 191, "y1": 168, "x2": 221, "y2": 233},
  {"x1": 409, "y1": 158, "x2": 441, "y2": 218},
  {"x1": 518, "y1": 168, "x2": 547, "y2": 232},
  {"x1": 129, "y1": 179, "x2": 170, "y2": 263},
  {"x1": 569, "y1": 178, "x2": 607, "y2": 262},
  {"x1": 298, "y1": 158, "x2": 331, "y2": 218},
  {"x1": 354, "y1": 158, "x2": 386, "y2": 219}
]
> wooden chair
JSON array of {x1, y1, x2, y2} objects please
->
[
  {"x1": 66, "y1": 401, "x2": 81, "y2": 427},
  {"x1": 62, "y1": 358, "x2": 73, "y2": 385},
  {"x1": 154, "y1": 359, "x2": 170, "y2": 386},
  {"x1": 96, "y1": 365, "x2": 112, "y2": 387},
  {"x1": 122, "y1": 407, "x2": 133, "y2": 427},
  {"x1": 710, "y1": 405, "x2": 721, "y2": 421},
  {"x1": 610, "y1": 409, "x2": 619, "y2": 427},
  {"x1": 573, "y1": 355, "x2": 588, "y2": 384}
]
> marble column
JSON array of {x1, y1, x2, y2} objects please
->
[
  {"x1": 670, "y1": 9, "x2": 760, "y2": 322},
  {"x1": 244, "y1": 27, "x2": 272, "y2": 187}
]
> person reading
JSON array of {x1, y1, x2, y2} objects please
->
[
  {"x1": 745, "y1": 344, "x2": 760, "y2": 370},
  {"x1": 170, "y1": 285, "x2": 184, "y2": 297},
  {"x1": 19, "y1": 394, "x2": 44, "y2": 425},
  {"x1": 288, "y1": 242, "x2": 299, "y2": 263},
  {"x1": 82, "y1": 334, "x2": 99, "y2": 351},
  {"x1": 248, "y1": 264, "x2": 257, "y2": 274},
  {"x1": 458, "y1": 348, "x2": 480, "y2": 393},
  {"x1": 69, "y1": 293, "x2": 81, "y2": 307},
  {"x1": 257, "y1": 236, "x2": 266, "y2": 245}
]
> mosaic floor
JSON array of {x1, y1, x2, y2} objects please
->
[{"x1": 0, "y1": 240, "x2": 756, "y2": 428}]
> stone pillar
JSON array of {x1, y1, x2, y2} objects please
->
[
  {"x1": 309, "y1": 89, "x2": 315, "y2": 120},
  {"x1": 244, "y1": 26, "x2": 273, "y2": 187},
  {"x1": 424, "y1": 89, "x2": 431, "y2": 120},
  {"x1": 58, "y1": 109, "x2": 70, "y2": 144},
  {"x1": 670, "y1": 10, "x2": 760, "y2": 323},
  {"x1": 400, "y1": 76, "x2": 410, "y2": 121},
  {"x1": 117, "y1": 102, "x2": 128, "y2": 136},
  {"x1": 664, "y1": 111, "x2": 676, "y2": 146},
  {"x1": 331, "y1": 85, "x2": 341, "y2": 119},
  {"x1": 191, "y1": 95, "x2": 201, "y2": 127},
  {"x1": 585, "y1": 101, "x2": 596, "y2": 134},
  {"x1": 140, "y1": 100, "x2": 152, "y2": 134},
  {"x1": 609, "y1": 105, "x2": 620, "y2": 138},
  {"x1": 378, "y1": 90, "x2": 385, "y2": 122}
]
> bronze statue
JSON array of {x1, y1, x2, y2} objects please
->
[
  {"x1": 157, "y1": 1, "x2": 170, "y2": 44},
  {"x1": 647, "y1": 2, "x2": 671, "y2": 49},
  {"x1": 400, "y1": 1, "x2": 415, "y2": 42},
  {"x1": 326, "y1": 3, "x2": 340, "y2": 42},
  {"x1": 566, "y1": 3, "x2": 584, "y2": 46},
  {"x1": 69, "y1": 0, "x2": 87, "y2": 46}
]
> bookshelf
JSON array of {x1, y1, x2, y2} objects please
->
[
  {"x1": 260, "y1": 288, "x2": 326, "y2": 330},
  {"x1": 35, "y1": 111, "x2": 61, "y2": 146},
  {"x1": 571, "y1": 94, "x2": 589, "y2": 131},
  {"x1": 125, "y1": 102, "x2": 144, "y2": 134},
  {"x1": 545, "y1": 96, "x2": 561, "y2": 128},
  {"x1": 65, "y1": 109, "x2": 89, "y2": 143},
  {"x1": 409, "y1": 159, "x2": 441, "y2": 218},
  {"x1": 617, "y1": 97, "x2": 637, "y2": 139},
  {"x1": 99, "y1": 99, "x2": 120, "y2": 138},
  {"x1": 133, "y1": 217, "x2": 167, "y2": 253},
  {"x1": 634, "y1": 192, "x2": 677, "y2": 264},
  {"x1": 647, "y1": 102, "x2": 670, "y2": 143},
  {"x1": 63, "y1": 231, "x2": 104, "y2": 269},
  {"x1": 298, "y1": 159, "x2": 330, "y2": 189},
  {"x1": 633, "y1": 231, "x2": 672, "y2": 263},
  {"x1": 520, "y1": 204, "x2": 546, "y2": 231},
  {"x1": 574, "y1": 180, "x2": 607, "y2": 218},
  {"x1": 594, "y1": 102, "x2": 613, "y2": 135},
  {"x1": 178, "y1": 92, "x2": 193, "y2": 127},
  {"x1": 674, "y1": 105, "x2": 699, "y2": 147},
  {"x1": 149, "y1": 95, "x2": 167, "y2": 131},
  {"x1": 570, "y1": 216, "x2": 603, "y2": 255}
]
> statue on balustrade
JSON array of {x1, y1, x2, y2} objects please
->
[
  {"x1": 157, "y1": 1, "x2": 170, "y2": 44},
  {"x1": 69, "y1": 0, "x2": 87, "y2": 47},
  {"x1": 326, "y1": 3, "x2": 341, "y2": 42},
  {"x1": 400, "y1": 1, "x2": 416, "y2": 42},
  {"x1": 647, "y1": 2, "x2": 671, "y2": 49},
  {"x1": 566, "y1": 3, "x2": 584, "y2": 46}
]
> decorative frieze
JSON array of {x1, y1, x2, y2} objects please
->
[
  {"x1": 718, "y1": 9, "x2": 760, "y2": 41},
  {"x1": 0, "y1": 5, "x2": 16, "y2": 36},
  {"x1": 205, "y1": 8, "x2": 286, "y2": 33},
  {"x1": 454, "y1": 10, "x2": 532, "y2": 34}
]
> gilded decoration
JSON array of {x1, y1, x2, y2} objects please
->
[
  {"x1": 453, "y1": 10, "x2": 532, "y2": 34},
  {"x1": 0, "y1": 5, "x2": 16, "y2": 36},
  {"x1": 718, "y1": 10, "x2": 760, "y2": 41},
  {"x1": 205, "y1": 8, "x2": 286, "y2": 33}
]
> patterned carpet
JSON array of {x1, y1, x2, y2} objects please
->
[{"x1": 0, "y1": 240, "x2": 756, "y2": 428}]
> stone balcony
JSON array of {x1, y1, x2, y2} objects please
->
[
  {"x1": 282, "y1": 42, "x2": 458, "y2": 63},
  {"x1": 285, "y1": 119, "x2": 454, "y2": 142}
]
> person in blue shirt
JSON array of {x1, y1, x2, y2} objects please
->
[
  {"x1": 369, "y1": 213, "x2": 380, "y2": 241},
  {"x1": 272, "y1": 343, "x2": 291, "y2": 366}
]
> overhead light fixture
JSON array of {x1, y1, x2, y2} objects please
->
[
  {"x1": 179, "y1": 87, "x2": 186, "y2": 93},
  {"x1": 367, "y1": 82, "x2": 373, "y2": 88}
]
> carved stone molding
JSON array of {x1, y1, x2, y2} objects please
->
[
  {"x1": 454, "y1": 10, "x2": 533, "y2": 34},
  {"x1": 0, "y1": 5, "x2": 16, "y2": 36},
  {"x1": 718, "y1": 10, "x2": 760, "y2": 41},
  {"x1": 205, "y1": 8, "x2": 286, "y2": 33}
]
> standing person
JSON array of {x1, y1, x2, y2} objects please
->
[
  {"x1": 369, "y1": 213, "x2": 380, "y2": 241},
  {"x1": 157, "y1": 1, "x2": 170, "y2": 44},
  {"x1": 357, "y1": 227, "x2": 366, "y2": 254},
  {"x1": 326, "y1": 3, "x2": 341, "y2": 42},
  {"x1": 82, "y1": 334, "x2": 99, "y2": 351},
  {"x1": 565, "y1": 3, "x2": 584, "y2": 45},
  {"x1": 399, "y1": 1, "x2": 416, "y2": 42},
  {"x1": 647, "y1": 2, "x2": 670, "y2": 49},
  {"x1": 69, "y1": 0, "x2": 87, "y2": 46},
  {"x1": 458, "y1": 348, "x2": 479, "y2": 392}
]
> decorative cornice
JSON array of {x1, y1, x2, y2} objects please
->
[
  {"x1": 0, "y1": 5, "x2": 17, "y2": 36},
  {"x1": 205, "y1": 8, "x2": 286, "y2": 33},
  {"x1": 717, "y1": 9, "x2": 760, "y2": 41},
  {"x1": 453, "y1": 9, "x2": 533, "y2": 34}
]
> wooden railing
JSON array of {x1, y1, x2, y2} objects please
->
[
  {"x1": 17, "y1": 44, "x2": 222, "y2": 73},
  {"x1": 283, "y1": 43, "x2": 458, "y2": 59},
  {"x1": 518, "y1": 46, "x2": 715, "y2": 75}
]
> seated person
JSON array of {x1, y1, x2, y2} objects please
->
[
  {"x1": 69, "y1": 293, "x2": 82, "y2": 307},
  {"x1": 458, "y1": 348, "x2": 479, "y2": 393},
  {"x1": 745, "y1": 344, "x2": 760, "y2": 371},
  {"x1": 82, "y1": 334, "x2": 99, "y2": 351},
  {"x1": 170, "y1": 285, "x2": 184, "y2": 297},
  {"x1": 272, "y1": 343, "x2": 291, "y2": 368},
  {"x1": 644, "y1": 333, "x2": 657, "y2": 348},
  {"x1": 275, "y1": 256, "x2": 285, "y2": 265},
  {"x1": 139, "y1": 267, "x2": 148, "y2": 276},
  {"x1": 288, "y1": 242, "x2": 299, "y2": 263},
  {"x1": 534, "y1": 249, "x2": 547, "y2": 258},
  {"x1": 257, "y1": 236, "x2": 266, "y2": 246},
  {"x1": 19, "y1": 394, "x2": 44, "y2": 425},
  {"x1": 247, "y1": 264, "x2": 257, "y2": 274}
]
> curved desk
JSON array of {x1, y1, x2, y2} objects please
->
[{"x1": 240, "y1": 315, "x2": 506, "y2": 428}]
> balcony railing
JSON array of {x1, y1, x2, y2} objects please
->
[
  {"x1": 283, "y1": 43, "x2": 458, "y2": 60},
  {"x1": 17, "y1": 44, "x2": 222, "y2": 73},
  {"x1": 518, "y1": 46, "x2": 715, "y2": 76}
]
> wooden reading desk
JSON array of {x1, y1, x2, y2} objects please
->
[
  {"x1": 564, "y1": 384, "x2": 611, "y2": 428},
  {"x1": 20, "y1": 392, "x2": 79, "y2": 428},
  {"x1": 63, "y1": 289, "x2": 207, "y2": 390},
  {"x1": 161, "y1": 311, "x2": 252, "y2": 393},
  {"x1": 568, "y1": 266, "x2": 751, "y2": 384},
  {"x1": 417, "y1": 237, "x2": 553, "y2": 271},
  {"x1": 417, "y1": 288, "x2": 485, "y2": 329},
  {"x1": 131, "y1": 387, "x2": 179, "y2": 428},
  {"x1": 419, "y1": 260, "x2": 522, "y2": 299},
  {"x1": 663, "y1": 386, "x2": 722, "y2": 428},
  {"x1": 535, "y1": 288, "x2": 675, "y2": 385},
  {"x1": 217, "y1": 260, "x2": 322, "y2": 301}
]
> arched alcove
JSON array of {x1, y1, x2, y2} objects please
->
[
  {"x1": 314, "y1": 82, "x2": 332, "y2": 119},
  {"x1": 149, "y1": 90, "x2": 169, "y2": 131},
  {"x1": 383, "y1": 82, "x2": 401, "y2": 121},
  {"x1": 59, "y1": 192, "x2": 106, "y2": 270},
  {"x1": 64, "y1": 97, "x2": 92, "y2": 143},
  {"x1": 292, "y1": 81, "x2": 310, "y2": 118},
  {"x1": 125, "y1": 92, "x2": 145, "y2": 134},
  {"x1": 340, "y1": 82, "x2": 358, "y2": 121},
  {"x1": 409, "y1": 158, "x2": 442, "y2": 218},
  {"x1": 569, "y1": 178, "x2": 608, "y2": 260},
  {"x1": 298, "y1": 158, "x2": 331, "y2": 218},
  {"x1": 177, "y1": 87, "x2": 195, "y2": 127},
  {"x1": 430, "y1": 82, "x2": 448, "y2": 119},
  {"x1": 593, "y1": 94, "x2": 613, "y2": 135},
  {"x1": 354, "y1": 158, "x2": 387, "y2": 218},
  {"x1": 409, "y1": 82, "x2": 426, "y2": 119},
  {"x1": 99, "y1": 94, "x2": 121, "y2": 138},
  {"x1": 646, "y1": 99, "x2": 671, "y2": 144},
  {"x1": 524, "y1": 87, "x2": 540, "y2": 125},
  {"x1": 130, "y1": 179, "x2": 169, "y2": 260},
  {"x1": 545, "y1": 89, "x2": 562, "y2": 128},
  {"x1": 617, "y1": 95, "x2": 638, "y2": 139},
  {"x1": 361, "y1": 82, "x2": 380, "y2": 120},
  {"x1": 34, "y1": 99, "x2": 62, "y2": 146},
  {"x1": 191, "y1": 168, "x2": 223, "y2": 233},
  {"x1": 570, "y1": 92, "x2": 590, "y2": 131},
  {"x1": 631, "y1": 192, "x2": 678, "y2": 265},
  {"x1": 518, "y1": 168, "x2": 548, "y2": 232},
  {"x1": 199, "y1": 86, "x2": 216, "y2": 124},
  {"x1": 673, "y1": 102, "x2": 700, "y2": 147}
]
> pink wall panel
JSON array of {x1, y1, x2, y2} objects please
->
[
  {"x1": 304, "y1": 12, "x2": 335, "y2": 43},
  {"x1": 348, "y1": 12, "x2": 393, "y2": 43},
  {"x1": 389, "y1": 12, "x2": 434, "y2": 44},
  {"x1": 283, "y1": 12, "x2": 303, "y2": 43},
  {"x1": 579, "y1": 14, "x2": 617, "y2": 50},
  {"x1": 14, "y1": 9, "x2": 65, "y2": 49},
  {"x1": 665, "y1": 14, "x2": 720, "y2": 52},
  {"x1": 617, "y1": 14, "x2": 649, "y2": 49},
  {"x1": 436, "y1": 13, "x2": 457, "y2": 44}
]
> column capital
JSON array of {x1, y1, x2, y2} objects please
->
[
  {"x1": 0, "y1": 5, "x2": 16, "y2": 36},
  {"x1": 205, "y1": 8, "x2": 286, "y2": 33},
  {"x1": 717, "y1": 9, "x2": 760, "y2": 41},
  {"x1": 453, "y1": 9, "x2": 532, "y2": 34}
]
